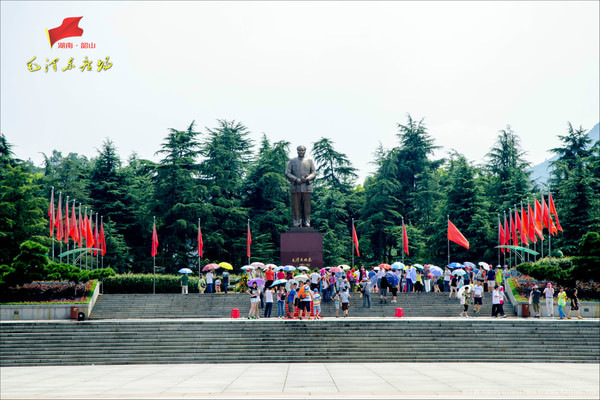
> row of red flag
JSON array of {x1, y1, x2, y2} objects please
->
[
  {"x1": 48, "y1": 188, "x2": 106, "y2": 257},
  {"x1": 498, "y1": 192, "x2": 562, "y2": 251}
]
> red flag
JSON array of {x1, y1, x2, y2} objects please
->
[
  {"x1": 86, "y1": 213, "x2": 95, "y2": 248},
  {"x1": 534, "y1": 199, "x2": 544, "y2": 240},
  {"x1": 541, "y1": 194, "x2": 550, "y2": 229},
  {"x1": 247, "y1": 220, "x2": 252, "y2": 258},
  {"x1": 71, "y1": 203, "x2": 79, "y2": 245},
  {"x1": 527, "y1": 204, "x2": 537, "y2": 243},
  {"x1": 448, "y1": 219, "x2": 469, "y2": 249},
  {"x1": 499, "y1": 219, "x2": 505, "y2": 253},
  {"x1": 520, "y1": 205, "x2": 528, "y2": 245},
  {"x1": 64, "y1": 198, "x2": 70, "y2": 243},
  {"x1": 93, "y1": 216, "x2": 99, "y2": 255},
  {"x1": 151, "y1": 221, "x2": 159, "y2": 257},
  {"x1": 197, "y1": 224, "x2": 203, "y2": 258},
  {"x1": 56, "y1": 194, "x2": 63, "y2": 241},
  {"x1": 48, "y1": 188, "x2": 55, "y2": 237},
  {"x1": 503, "y1": 214, "x2": 509, "y2": 249},
  {"x1": 514, "y1": 209, "x2": 522, "y2": 244},
  {"x1": 510, "y1": 213, "x2": 517, "y2": 246},
  {"x1": 46, "y1": 17, "x2": 84, "y2": 48},
  {"x1": 548, "y1": 192, "x2": 563, "y2": 232},
  {"x1": 78, "y1": 206, "x2": 83, "y2": 248},
  {"x1": 353, "y1": 223, "x2": 361, "y2": 257},
  {"x1": 100, "y1": 222, "x2": 106, "y2": 256},
  {"x1": 402, "y1": 220, "x2": 409, "y2": 255}
]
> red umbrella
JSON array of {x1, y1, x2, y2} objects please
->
[
  {"x1": 330, "y1": 267, "x2": 343, "y2": 273},
  {"x1": 202, "y1": 263, "x2": 220, "y2": 272},
  {"x1": 378, "y1": 263, "x2": 392, "y2": 270}
]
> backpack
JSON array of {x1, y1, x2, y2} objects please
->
[{"x1": 298, "y1": 284, "x2": 307, "y2": 300}]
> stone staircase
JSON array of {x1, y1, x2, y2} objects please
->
[
  {"x1": 1, "y1": 319, "x2": 598, "y2": 366},
  {"x1": 89, "y1": 292, "x2": 514, "y2": 319}
]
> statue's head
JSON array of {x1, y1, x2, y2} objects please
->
[{"x1": 297, "y1": 145, "x2": 306, "y2": 158}]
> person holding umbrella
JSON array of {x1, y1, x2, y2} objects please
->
[
  {"x1": 247, "y1": 281, "x2": 260, "y2": 319},
  {"x1": 178, "y1": 268, "x2": 193, "y2": 295}
]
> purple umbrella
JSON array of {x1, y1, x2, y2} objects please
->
[{"x1": 248, "y1": 278, "x2": 265, "y2": 287}]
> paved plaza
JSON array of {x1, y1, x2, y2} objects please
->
[{"x1": 1, "y1": 362, "x2": 598, "y2": 399}]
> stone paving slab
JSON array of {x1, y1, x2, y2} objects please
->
[{"x1": 1, "y1": 362, "x2": 598, "y2": 399}]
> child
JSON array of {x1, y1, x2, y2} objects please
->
[
  {"x1": 214, "y1": 277, "x2": 222, "y2": 293},
  {"x1": 459, "y1": 286, "x2": 470, "y2": 318},
  {"x1": 198, "y1": 274, "x2": 206, "y2": 294},
  {"x1": 333, "y1": 290, "x2": 341, "y2": 318},
  {"x1": 341, "y1": 289, "x2": 351, "y2": 317},
  {"x1": 312, "y1": 289, "x2": 322, "y2": 319}
]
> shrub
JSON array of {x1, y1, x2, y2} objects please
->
[
  {"x1": 0, "y1": 280, "x2": 98, "y2": 303},
  {"x1": 103, "y1": 274, "x2": 200, "y2": 294}
]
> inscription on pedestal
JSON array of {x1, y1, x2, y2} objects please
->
[{"x1": 280, "y1": 228, "x2": 323, "y2": 269}]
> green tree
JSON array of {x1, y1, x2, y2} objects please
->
[
  {"x1": 243, "y1": 136, "x2": 290, "y2": 263},
  {"x1": 549, "y1": 123, "x2": 600, "y2": 254},
  {"x1": 312, "y1": 137, "x2": 358, "y2": 191},
  {"x1": 199, "y1": 120, "x2": 252, "y2": 267},
  {"x1": 485, "y1": 125, "x2": 532, "y2": 211},
  {"x1": 153, "y1": 121, "x2": 203, "y2": 272}
]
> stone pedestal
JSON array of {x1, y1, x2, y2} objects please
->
[{"x1": 280, "y1": 227, "x2": 323, "y2": 269}]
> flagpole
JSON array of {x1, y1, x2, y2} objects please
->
[
  {"x1": 95, "y1": 213, "x2": 99, "y2": 270},
  {"x1": 401, "y1": 217, "x2": 405, "y2": 265},
  {"x1": 529, "y1": 197, "x2": 535, "y2": 262},
  {"x1": 497, "y1": 214, "x2": 501, "y2": 267},
  {"x1": 51, "y1": 187, "x2": 55, "y2": 262},
  {"x1": 65, "y1": 195, "x2": 69, "y2": 264},
  {"x1": 247, "y1": 218, "x2": 251, "y2": 266},
  {"x1": 447, "y1": 215, "x2": 450, "y2": 266},
  {"x1": 153, "y1": 216, "x2": 156, "y2": 295},
  {"x1": 548, "y1": 186, "x2": 552, "y2": 265},
  {"x1": 79, "y1": 203, "x2": 82, "y2": 269},
  {"x1": 540, "y1": 192, "x2": 544, "y2": 260},
  {"x1": 198, "y1": 218, "x2": 202, "y2": 281},
  {"x1": 58, "y1": 192, "x2": 63, "y2": 260},
  {"x1": 101, "y1": 216, "x2": 104, "y2": 269}
]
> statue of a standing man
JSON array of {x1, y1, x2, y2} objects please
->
[{"x1": 285, "y1": 145, "x2": 317, "y2": 227}]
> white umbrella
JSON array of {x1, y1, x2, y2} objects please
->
[
  {"x1": 452, "y1": 269, "x2": 466, "y2": 276},
  {"x1": 478, "y1": 262, "x2": 490, "y2": 271},
  {"x1": 298, "y1": 266, "x2": 310, "y2": 271},
  {"x1": 241, "y1": 265, "x2": 255, "y2": 271},
  {"x1": 294, "y1": 274, "x2": 309, "y2": 281},
  {"x1": 458, "y1": 284, "x2": 472, "y2": 297},
  {"x1": 339, "y1": 264, "x2": 351, "y2": 270}
]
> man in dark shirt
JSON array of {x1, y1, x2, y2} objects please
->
[{"x1": 529, "y1": 285, "x2": 542, "y2": 318}]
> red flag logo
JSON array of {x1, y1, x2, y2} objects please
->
[
  {"x1": 448, "y1": 220, "x2": 469, "y2": 249},
  {"x1": 353, "y1": 224, "x2": 360, "y2": 257},
  {"x1": 47, "y1": 17, "x2": 84, "y2": 48}
]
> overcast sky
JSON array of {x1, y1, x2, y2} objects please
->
[{"x1": 1, "y1": 1, "x2": 598, "y2": 183}]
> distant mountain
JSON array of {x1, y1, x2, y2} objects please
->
[{"x1": 529, "y1": 122, "x2": 599, "y2": 187}]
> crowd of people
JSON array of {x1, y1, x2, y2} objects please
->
[{"x1": 190, "y1": 264, "x2": 585, "y2": 321}]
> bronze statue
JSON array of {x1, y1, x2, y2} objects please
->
[{"x1": 285, "y1": 145, "x2": 316, "y2": 227}]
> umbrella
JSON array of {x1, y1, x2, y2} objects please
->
[
  {"x1": 294, "y1": 274, "x2": 309, "y2": 282},
  {"x1": 413, "y1": 264, "x2": 424, "y2": 270},
  {"x1": 447, "y1": 262, "x2": 463, "y2": 269},
  {"x1": 330, "y1": 266, "x2": 343, "y2": 273},
  {"x1": 178, "y1": 268, "x2": 193, "y2": 274},
  {"x1": 478, "y1": 262, "x2": 490, "y2": 271},
  {"x1": 271, "y1": 279, "x2": 287, "y2": 287},
  {"x1": 202, "y1": 263, "x2": 220, "y2": 271},
  {"x1": 378, "y1": 263, "x2": 392, "y2": 270},
  {"x1": 251, "y1": 262, "x2": 265, "y2": 269},
  {"x1": 452, "y1": 269, "x2": 466, "y2": 276},
  {"x1": 265, "y1": 264, "x2": 277, "y2": 269},
  {"x1": 391, "y1": 262, "x2": 405, "y2": 270},
  {"x1": 240, "y1": 265, "x2": 255, "y2": 271},
  {"x1": 282, "y1": 265, "x2": 296, "y2": 272},
  {"x1": 248, "y1": 278, "x2": 265, "y2": 287},
  {"x1": 339, "y1": 264, "x2": 351, "y2": 270},
  {"x1": 463, "y1": 262, "x2": 476, "y2": 269},
  {"x1": 429, "y1": 266, "x2": 444, "y2": 276},
  {"x1": 373, "y1": 267, "x2": 380, "y2": 271},
  {"x1": 457, "y1": 284, "x2": 472, "y2": 297},
  {"x1": 219, "y1": 262, "x2": 233, "y2": 270},
  {"x1": 298, "y1": 266, "x2": 310, "y2": 271},
  {"x1": 386, "y1": 272, "x2": 399, "y2": 286}
]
